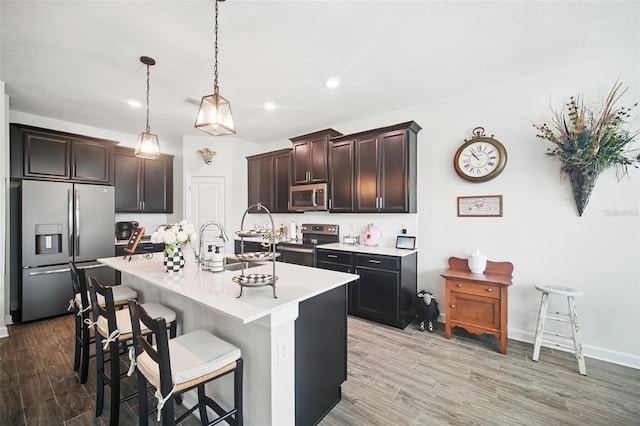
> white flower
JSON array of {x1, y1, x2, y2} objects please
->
[
  {"x1": 163, "y1": 230, "x2": 177, "y2": 245},
  {"x1": 154, "y1": 220, "x2": 197, "y2": 247},
  {"x1": 176, "y1": 230, "x2": 189, "y2": 244}
]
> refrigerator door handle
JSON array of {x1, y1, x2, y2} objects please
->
[
  {"x1": 68, "y1": 188, "x2": 74, "y2": 256},
  {"x1": 75, "y1": 189, "x2": 80, "y2": 256},
  {"x1": 28, "y1": 267, "x2": 71, "y2": 276}
]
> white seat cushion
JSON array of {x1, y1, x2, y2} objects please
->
[
  {"x1": 76, "y1": 285, "x2": 138, "y2": 309},
  {"x1": 136, "y1": 329, "x2": 241, "y2": 389},
  {"x1": 96, "y1": 302, "x2": 176, "y2": 337}
]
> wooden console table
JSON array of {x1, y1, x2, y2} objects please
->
[{"x1": 441, "y1": 256, "x2": 513, "y2": 354}]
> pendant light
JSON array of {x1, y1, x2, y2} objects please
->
[
  {"x1": 194, "y1": 0, "x2": 236, "y2": 136},
  {"x1": 134, "y1": 56, "x2": 161, "y2": 159}
]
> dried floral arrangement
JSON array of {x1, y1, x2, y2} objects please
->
[{"x1": 533, "y1": 81, "x2": 639, "y2": 215}]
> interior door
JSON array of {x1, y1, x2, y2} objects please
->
[{"x1": 186, "y1": 176, "x2": 226, "y2": 255}]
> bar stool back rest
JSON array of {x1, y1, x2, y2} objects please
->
[
  {"x1": 87, "y1": 276, "x2": 178, "y2": 426},
  {"x1": 129, "y1": 300, "x2": 243, "y2": 426},
  {"x1": 69, "y1": 261, "x2": 92, "y2": 383}
]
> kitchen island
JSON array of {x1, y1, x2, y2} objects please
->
[{"x1": 98, "y1": 254, "x2": 358, "y2": 426}]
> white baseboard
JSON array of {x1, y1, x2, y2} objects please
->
[
  {"x1": 0, "y1": 326, "x2": 8, "y2": 338},
  {"x1": 508, "y1": 327, "x2": 640, "y2": 370},
  {"x1": 436, "y1": 314, "x2": 639, "y2": 370}
]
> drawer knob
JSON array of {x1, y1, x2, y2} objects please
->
[
  {"x1": 456, "y1": 283, "x2": 463, "y2": 288},
  {"x1": 450, "y1": 304, "x2": 455, "y2": 308},
  {"x1": 486, "y1": 288, "x2": 493, "y2": 292}
]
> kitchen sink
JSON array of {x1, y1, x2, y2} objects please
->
[{"x1": 223, "y1": 258, "x2": 264, "y2": 271}]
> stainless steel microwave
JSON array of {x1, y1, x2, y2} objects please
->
[{"x1": 290, "y1": 183, "x2": 328, "y2": 211}]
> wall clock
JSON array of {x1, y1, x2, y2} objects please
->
[{"x1": 454, "y1": 127, "x2": 507, "y2": 182}]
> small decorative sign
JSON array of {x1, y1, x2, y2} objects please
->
[
  {"x1": 457, "y1": 195, "x2": 503, "y2": 217},
  {"x1": 123, "y1": 226, "x2": 145, "y2": 258}
]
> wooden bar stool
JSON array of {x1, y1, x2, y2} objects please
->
[
  {"x1": 129, "y1": 300, "x2": 243, "y2": 426},
  {"x1": 87, "y1": 275, "x2": 177, "y2": 426},
  {"x1": 69, "y1": 261, "x2": 138, "y2": 384},
  {"x1": 532, "y1": 285, "x2": 586, "y2": 375}
]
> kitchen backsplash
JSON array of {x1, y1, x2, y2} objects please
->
[
  {"x1": 114, "y1": 213, "x2": 169, "y2": 237},
  {"x1": 254, "y1": 213, "x2": 419, "y2": 248}
]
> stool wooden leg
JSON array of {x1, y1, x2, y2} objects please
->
[
  {"x1": 74, "y1": 314, "x2": 82, "y2": 372},
  {"x1": 567, "y1": 296, "x2": 587, "y2": 375},
  {"x1": 109, "y1": 341, "x2": 120, "y2": 426},
  {"x1": 80, "y1": 320, "x2": 91, "y2": 384},
  {"x1": 95, "y1": 336, "x2": 105, "y2": 417},
  {"x1": 532, "y1": 292, "x2": 549, "y2": 362},
  {"x1": 236, "y1": 358, "x2": 244, "y2": 426}
]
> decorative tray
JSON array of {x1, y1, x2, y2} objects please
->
[
  {"x1": 235, "y1": 230, "x2": 274, "y2": 237},
  {"x1": 232, "y1": 274, "x2": 278, "y2": 286},
  {"x1": 235, "y1": 252, "x2": 280, "y2": 261}
]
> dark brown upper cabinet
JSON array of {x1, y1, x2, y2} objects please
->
[
  {"x1": 114, "y1": 147, "x2": 173, "y2": 213},
  {"x1": 10, "y1": 123, "x2": 117, "y2": 184},
  {"x1": 291, "y1": 129, "x2": 342, "y2": 185},
  {"x1": 329, "y1": 121, "x2": 421, "y2": 213},
  {"x1": 328, "y1": 139, "x2": 356, "y2": 212},
  {"x1": 247, "y1": 148, "x2": 292, "y2": 213}
]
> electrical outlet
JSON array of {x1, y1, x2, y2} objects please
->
[{"x1": 277, "y1": 339, "x2": 290, "y2": 365}]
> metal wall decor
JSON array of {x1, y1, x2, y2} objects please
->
[{"x1": 197, "y1": 148, "x2": 217, "y2": 164}]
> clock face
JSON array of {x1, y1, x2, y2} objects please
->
[{"x1": 454, "y1": 137, "x2": 507, "y2": 182}]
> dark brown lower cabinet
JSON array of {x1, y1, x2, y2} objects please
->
[{"x1": 317, "y1": 249, "x2": 417, "y2": 329}]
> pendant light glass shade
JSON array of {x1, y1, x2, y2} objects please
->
[
  {"x1": 135, "y1": 56, "x2": 161, "y2": 159},
  {"x1": 195, "y1": 89, "x2": 236, "y2": 136},
  {"x1": 195, "y1": 0, "x2": 235, "y2": 136},
  {"x1": 134, "y1": 131, "x2": 161, "y2": 159}
]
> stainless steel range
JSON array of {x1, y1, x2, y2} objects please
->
[{"x1": 276, "y1": 224, "x2": 339, "y2": 267}]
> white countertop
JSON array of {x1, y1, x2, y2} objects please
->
[
  {"x1": 98, "y1": 255, "x2": 358, "y2": 324},
  {"x1": 317, "y1": 242, "x2": 419, "y2": 257}
]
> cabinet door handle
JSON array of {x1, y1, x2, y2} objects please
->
[
  {"x1": 457, "y1": 283, "x2": 463, "y2": 288},
  {"x1": 368, "y1": 259, "x2": 381, "y2": 264},
  {"x1": 486, "y1": 288, "x2": 493, "y2": 292},
  {"x1": 450, "y1": 304, "x2": 455, "y2": 308}
]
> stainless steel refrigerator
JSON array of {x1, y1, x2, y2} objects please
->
[{"x1": 19, "y1": 180, "x2": 115, "y2": 321}]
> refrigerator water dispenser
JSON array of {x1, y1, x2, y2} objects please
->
[{"x1": 35, "y1": 223, "x2": 63, "y2": 254}]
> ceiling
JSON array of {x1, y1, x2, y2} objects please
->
[{"x1": 1, "y1": 1, "x2": 638, "y2": 145}]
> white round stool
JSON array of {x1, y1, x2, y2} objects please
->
[{"x1": 532, "y1": 285, "x2": 586, "y2": 375}]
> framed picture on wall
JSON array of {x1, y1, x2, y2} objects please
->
[{"x1": 457, "y1": 195, "x2": 503, "y2": 217}]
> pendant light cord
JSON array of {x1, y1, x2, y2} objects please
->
[
  {"x1": 145, "y1": 62, "x2": 151, "y2": 133},
  {"x1": 214, "y1": 0, "x2": 219, "y2": 93}
]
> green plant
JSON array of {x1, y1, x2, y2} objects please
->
[{"x1": 533, "y1": 81, "x2": 639, "y2": 179}]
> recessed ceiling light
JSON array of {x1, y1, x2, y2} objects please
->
[
  {"x1": 128, "y1": 99, "x2": 142, "y2": 108},
  {"x1": 264, "y1": 102, "x2": 276, "y2": 111},
  {"x1": 326, "y1": 78, "x2": 340, "y2": 89}
]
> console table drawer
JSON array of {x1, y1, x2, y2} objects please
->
[{"x1": 447, "y1": 280, "x2": 501, "y2": 299}]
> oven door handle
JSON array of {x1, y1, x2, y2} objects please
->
[{"x1": 277, "y1": 245, "x2": 315, "y2": 254}]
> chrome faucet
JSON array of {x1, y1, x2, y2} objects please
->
[{"x1": 198, "y1": 221, "x2": 229, "y2": 266}]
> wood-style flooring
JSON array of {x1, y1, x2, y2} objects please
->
[
  {"x1": 1, "y1": 313, "x2": 639, "y2": 426},
  {"x1": 321, "y1": 316, "x2": 640, "y2": 426}
]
